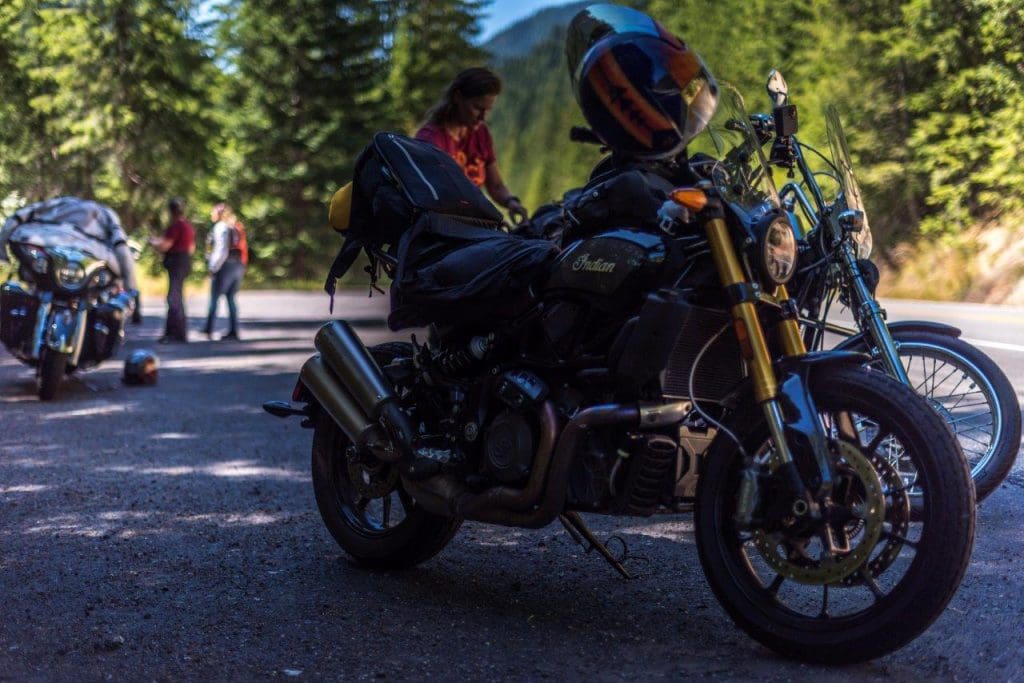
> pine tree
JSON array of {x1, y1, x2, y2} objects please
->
[
  {"x1": 221, "y1": 0, "x2": 389, "y2": 280},
  {"x1": 9, "y1": 0, "x2": 218, "y2": 230},
  {"x1": 386, "y1": 0, "x2": 489, "y2": 133}
]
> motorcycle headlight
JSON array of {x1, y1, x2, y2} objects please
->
[
  {"x1": 56, "y1": 262, "x2": 87, "y2": 289},
  {"x1": 22, "y1": 245, "x2": 49, "y2": 274},
  {"x1": 90, "y1": 268, "x2": 113, "y2": 289},
  {"x1": 757, "y1": 216, "x2": 798, "y2": 286}
]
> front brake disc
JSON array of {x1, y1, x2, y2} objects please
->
[{"x1": 752, "y1": 440, "x2": 886, "y2": 585}]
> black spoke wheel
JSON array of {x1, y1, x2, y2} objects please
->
[
  {"x1": 310, "y1": 342, "x2": 461, "y2": 569},
  {"x1": 695, "y1": 365, "x2": 975, "y2": 664}
]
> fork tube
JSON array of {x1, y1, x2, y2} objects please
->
[
  {"x1": 705, "y1": 217, "x2": 777, "y2": 404},
  {"x1": 775, "y1": 285, "x2": 807, "y2": 358},
  {"x1": 705, "y1": 215, "x2": 802, "y2": 473},
  {"x1": 840, "y1": 244, "x2": 911, "y2": 384},
  {"x1": 792, "y1": 137, "x2": 827, "y2": 215}
]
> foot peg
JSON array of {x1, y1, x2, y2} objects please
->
[{"x1": 400, "y1": 457, "x2": 442, "y2": 481}]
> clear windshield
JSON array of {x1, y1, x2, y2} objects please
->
[
  {"x1": 688, "y1": 84, "x2": 780, "y2": 222},
  {"x1": 825, "y1": 105, "x2": 872, "y2": 257}
]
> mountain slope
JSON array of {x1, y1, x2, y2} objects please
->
[{"x1": 482, "y1": 1, "x2": 589, "y2": 61}]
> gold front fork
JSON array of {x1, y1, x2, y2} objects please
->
[
  {"x1": 705, "y1": 217, "x2": 807, "y2": 475},
  {"x1": 705, "y1": 217, "x2": 778, "y2": 403}
]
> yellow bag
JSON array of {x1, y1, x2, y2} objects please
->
[{"x1": 328, "y1": 182, "x2": 354, "y2": 232}]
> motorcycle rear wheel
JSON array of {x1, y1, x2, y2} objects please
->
[
  {"x1": 37, "y1": 348, "x2": 68, "y2": 401},
  {"x1": 310, "y1": 342, "x2": 461, "y2": 569},
  {"x1": 695, "y1": 365, "x2": 975, "y2": 663}
]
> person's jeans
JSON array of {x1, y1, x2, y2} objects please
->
[
  {"x1": 163, "y1": 252, "x2": 192, "y2": 341},
  {"x1": 204, "y1": 259, "x2": 245, "y2": 336}
]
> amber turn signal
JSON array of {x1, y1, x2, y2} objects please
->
[{"x1": 669, "y1": 188, "x2": 708, "y2": 211}]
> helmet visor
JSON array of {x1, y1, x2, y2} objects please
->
[{"x1": 567, "y1": 5, "x2": 665, "y2": 85}]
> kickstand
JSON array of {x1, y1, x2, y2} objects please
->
[{"x1": 559, "y1": 511, "x2": 633, "y2": 580}]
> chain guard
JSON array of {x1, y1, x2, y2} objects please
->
[{"x1": 752, "y1": 440, "x2": 886, "y2": 585}]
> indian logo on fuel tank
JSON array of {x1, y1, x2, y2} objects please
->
[{"x1": 572, "y1": 253, "x2": 617, "y2": 274}]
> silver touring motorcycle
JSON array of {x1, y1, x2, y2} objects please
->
[
  {"x1": 268, "y1": 4, "x2": 975, "y2": 664},
  {"x1": 0, "y1": 197, "x2": 138, "y2": 400}
]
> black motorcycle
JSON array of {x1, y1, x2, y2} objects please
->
[
  {"x1": 756, "y1": 69, "x2": 1021, "y2": 502},
  {"x1": 267, "y1": 83, "x2": 975, "y2": 663},
  {"x1": 1, "y1": 224, "x2": 136, "y2": 400}
]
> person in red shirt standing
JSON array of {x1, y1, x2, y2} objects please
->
[
  {"x1": 415, "y1": 67, "x2": 528, "y2": 224},
  {"x1": 148, "y1": 197, "x2": 195, "y2": 343}
]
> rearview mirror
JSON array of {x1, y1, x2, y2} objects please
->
[{"x1": 767, "y1": 69, "x2": 788, "y2": 108}]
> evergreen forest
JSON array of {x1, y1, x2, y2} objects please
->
[{"x1": 1, "y1": 0, "x2": 1022, "y2": 299}]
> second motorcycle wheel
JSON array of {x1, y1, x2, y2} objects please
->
[
  {"x1": 850, "y1": 330, "x2": 1020, "y2": 502},
  {"x1": 37, "y1": 348, "x2": 68, "y2": 401}
]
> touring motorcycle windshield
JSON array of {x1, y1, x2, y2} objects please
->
[
  {"x1": 825, "y1": 105, "x2": 873, "y2": 258},
  {"x1": 688, "y1": 84, "x2": 781, "y2": 223}
]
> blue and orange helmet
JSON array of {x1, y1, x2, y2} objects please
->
[{"x1": 567, "y1": 4, "x2": 718, "y2": 159}]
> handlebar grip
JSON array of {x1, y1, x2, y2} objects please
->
[{"x1": 569, "y1": 126, "x2": 603, "y2": 145}]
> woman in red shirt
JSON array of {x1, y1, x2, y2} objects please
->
[{"x1": 415, "y1": 67, "x2": 528, "y2": 224}]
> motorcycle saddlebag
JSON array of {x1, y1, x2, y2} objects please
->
[
  {"x1": 388, "y1": 213, "x2": 558, "y2": 330},
  {"x1": 0, "y1": 281, "x2": 38, "y2": 353},
  {"x1": 80, "y1": 292, "x2": 132, "y2": 364},
  {"x1": 325, "y1": 132, "x2": 504, "y2": 294}
]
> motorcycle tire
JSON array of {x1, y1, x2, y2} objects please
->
[
  {"x1": 37, "y1": 348, "x2": 68, "y2": 401},
  {"x1": 851, "y1": 330, "x2": 1020, "y2": 502},
  {"x1": 310, "y1": 342, "x2": 462, "y2": 569},
  {"x1": 695, "y1": 365, "x2": 975, "y2": 664}
]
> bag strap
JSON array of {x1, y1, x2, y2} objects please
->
[{"x1": 323, "y1": 237, "x2": 364, "y2": 313}]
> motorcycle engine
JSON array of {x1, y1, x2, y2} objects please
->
[{"x1": 482, "y1": 410, "x2": 535, "y2": 486}]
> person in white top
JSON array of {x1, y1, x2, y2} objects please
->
[{"x1": 202, "y1": 203, "x2": 247, "y2": 340}]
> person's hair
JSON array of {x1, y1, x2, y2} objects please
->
[
  {"x1": 168, "y1": 197, "x2": 185, "y2": 216},
  {"x1": 211, "y1": 202, "x2": 235, "y2": 223},
  {"x1": 424, "y1": 67, "x2": 502, "y2": 127}
]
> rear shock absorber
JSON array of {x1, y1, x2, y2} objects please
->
[{"x1": 615, "y1": 434, "x2": 678, "y2": 516}]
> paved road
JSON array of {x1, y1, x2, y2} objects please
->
[{"x1": 1, "y1": 291, "x2": 1022, "y2": 680}]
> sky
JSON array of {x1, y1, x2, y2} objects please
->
[{"x1": 478, "y1": 0, "x2": 568, "y2": 42}]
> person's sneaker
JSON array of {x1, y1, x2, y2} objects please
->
[{"x1": 221, "y1": 331, "x2": 240, "y2": 341}]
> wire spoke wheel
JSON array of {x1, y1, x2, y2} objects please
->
[{"x1": 858, "y1": 331, "x2": 1021, "y2": 502}]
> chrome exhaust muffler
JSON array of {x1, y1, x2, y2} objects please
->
[{"x1": 303, "y1": 321, "x2": 417, "y2": 463}]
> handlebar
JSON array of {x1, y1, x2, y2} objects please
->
[{"x1": 569, "y1": 126, "x2": 604, "y2": 146}]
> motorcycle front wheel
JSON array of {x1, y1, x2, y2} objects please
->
[
  {"x1": 853, "y1": 330, "x2": 1020, "y2": 502},
  {"x1": 37, "y1": 348, "x2": 68, "y2": 401},
  {"x1": 310, "y1": 342, "x2": 462, "y2": 569},
  {"x1": 695, "y1": 365, "x2": 975, "y2": 664}
]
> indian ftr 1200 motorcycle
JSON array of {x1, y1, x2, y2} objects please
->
[
  {"x1": 267, "y1": 83, "x2": 975, "y2": 663},
  {"x1": 755, "y1": 69, "x2": 1021, "y2": 502},
  {"x1": 1, "y1": 223, "x2": 136, "y2": 400}
]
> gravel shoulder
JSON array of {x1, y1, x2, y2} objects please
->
[{"x1": 1, "y1": 291, "x2": 1022, "y2": 681}]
